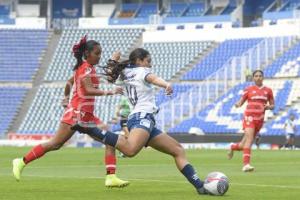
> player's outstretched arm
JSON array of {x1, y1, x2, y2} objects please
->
[
  {"x1": 82, "y1": 76, "x2": 123, "y2": 96},
  {"x1": 145, "y1": 73, "x2": 173, "y2": 95}
]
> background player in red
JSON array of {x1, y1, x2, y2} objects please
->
[
  {"x1": 13, "y1": 36, "x2": 129, "y2": 187},
  {"x1": 228, "y1": 70, "x2": 275, "y2": 172}
]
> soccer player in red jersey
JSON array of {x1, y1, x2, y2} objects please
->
[
  {"x1": 228, "y1": 70, "x2": 274, "y2": 172},
  {"x1": 13, "y1": 36, "x2": 129, "y2": 187}
]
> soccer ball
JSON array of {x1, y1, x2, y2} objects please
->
[{"x1": 204, "y1": 172, "x2": 229, "y2": 196}]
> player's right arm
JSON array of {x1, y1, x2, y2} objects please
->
[
  {"x1": 62, "y1": 75, "x2": 74, "y2": 108},
  {"x1": 235, "y1": 87, "x2": 248, "y2": 108}
]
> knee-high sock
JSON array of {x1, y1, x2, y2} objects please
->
[
  {"x1": 105, "y1": 155, "x2": 116, "y2": 175},
  {"x1": 181, "y1": 164, "x2": 204, "y2": 189},
  {"x1": 243, "y1": 148, "x2": 251, "y2": 165},
  {"x1": 23, "y1": 144, "x2": 46, "y2": 164}
]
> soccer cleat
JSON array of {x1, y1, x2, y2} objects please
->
[
  {"x1": 118, "y1": 152, "x2": 126, "y2": 158},
  {"x1": 242, "y1": 164, "x2": 255, "y2": 172},
  {"x1": 105, "y1": 174, "x2": 130, "y2": 188},
  {"x1": 197, "y1": 187, "x2": 208, "y2": 195},
  {"x1": 12, "y1": 158, "x2": 26, "y2": 181}
]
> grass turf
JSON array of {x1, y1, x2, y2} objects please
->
[{"x1": 0, "y1": 147, "x2": 299, "y2": 200}]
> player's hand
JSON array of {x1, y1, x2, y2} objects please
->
[
  {"x1": 61, "y1": 96, "x2": 69, "y2": 108},
  {"x1": 165, "y1": 84, "x2": 173, "y2": 96},
  {"x1": 114, "y1": 87, "x2": 123, "y2": 95},
  {"x1": 235, "y1": 103, "x2": 240, "y2": 108},
  {"x1": 111, "y1": 51, "x2": 121, "y2": 61},
  {"x1": 264, "y1": 104, "x2": 271, "y2": 110}
]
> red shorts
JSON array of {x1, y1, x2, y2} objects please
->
[
  {"x1": 242, "y1": 116, "x2": 263, "y2": 135},
  {"x1": 61, "y1": 106, "x2": 101, "y2": 126}
]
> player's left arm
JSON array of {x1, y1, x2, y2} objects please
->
[
  {"x1": 265, "y1": 89, "x2": 275, "y2": 110},
  {"x1": 145, "y1": 73, "x2": 173, "y2": 95}
]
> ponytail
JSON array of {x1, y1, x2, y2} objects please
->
[
  {"x1": 103, "y1": 48, "x2": 150, "y2": 83},
  {"x1": 104, "y1": 60, "x2": 129, "y2": 83},
  {"x1": 72, "y1": 35, "x2": 87, "y2": 71},
  {"x1": 72, "y1": 36, "x2": 100, "y2": 71}
]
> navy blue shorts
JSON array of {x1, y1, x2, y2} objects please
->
[
  {"x1": 286, "y1": 133, "x2": 295, "y2": 139},
  {"x1": 127, "y1": 112, "x2": 162, "y2": 145}
]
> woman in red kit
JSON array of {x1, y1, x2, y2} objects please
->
[
  {"x1": 228, "y1": 70, "x2": 274, "y2": 172},
  {"x1": 13, "y1": 36, "x2": 129, "y2": 187}
]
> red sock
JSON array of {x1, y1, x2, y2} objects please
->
[
  {"x1": 23, "y1": 144, "x2": 46, "y2": 164},
  {"x1": 243, "y1": 148, "x2": 251, "y2": 166},
  {"x1": 105, "y1": 155, "x2": 116, "y2": 174},
  {"x1": 231, "y1": 143, "x2": 242, "y2": 151}
]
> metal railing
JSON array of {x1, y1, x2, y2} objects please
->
[{"x1": 156, "y1": 36, "x2": 297, "y2": 131}]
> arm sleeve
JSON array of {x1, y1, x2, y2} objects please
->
[{"x1": 139, "y1": 68, "x2": 152, "y2": 83}]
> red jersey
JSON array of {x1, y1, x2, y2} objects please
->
[
  {"x1": 70, "y1": 61, "x2": 99, "y2": 113},
  {"x1": 242, "y1": 85, "x2": 274, "y2": 121}
]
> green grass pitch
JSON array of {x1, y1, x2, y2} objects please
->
[{"x1": 0, "y1": 147, "x2": 299, "y2": 200}]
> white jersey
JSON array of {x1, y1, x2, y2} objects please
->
[
  {"x1": 285, "y1": 119, "x2": 296, "y2": 134},
  {"x1": 122, "y1": 67, "x2": 158, "y2": 115}
]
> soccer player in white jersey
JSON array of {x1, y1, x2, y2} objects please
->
[
  {"x1": 72, "y1": 48, "x2": 208, "y2": 195},
  {"x1": 283, "y1": 114, "x2": 297, "y2": 149}
]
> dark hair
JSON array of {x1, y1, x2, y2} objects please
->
[
  {"x1": 104, "y1": 48, "x2": 150, "y2": 83},
  {"x1": 72, "y1": 36, "x2": 100, "y2": 70},
  {"x1": 252, "y1": 69, "x2": 264, "y2": 77}
]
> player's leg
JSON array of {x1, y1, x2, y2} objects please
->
[
  {"x1": 228, "y1": 136, "x2": 245, "y2": 160},
  {"x1": 147, "y1": 132, "x2": 207, "y2": 195},
  {"x1": 71, "y1": 113, "x2": 150, "y2": 157},
  {"x1": 242, "y1": 127, "x2": 255, "y2": 172},
  {"x1": 12, "y1": 122, "x2": 75, "y2": 181},
  {"x1": 289, "y1": 134, "x2": 295, "y2": 149},
  {"x1": 96, "y1": 121, "x2": 129, "y2": 188},
  {"x1": 118, "y1": 120, "x2": 129, "y2": 158},
  {"x1": 104, "y1": 145, "x2": 129, "y2": 188},
  {"x1": 255, "y1": 134, "x2": 261, "y2": 150}
]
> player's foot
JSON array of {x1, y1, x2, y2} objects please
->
[
  {"x1": 242, "y1": 164, "x2": 254, "y2": 172},
  {"x1": 227, "y1": 149, "x2": 234, "y2": 160},
  {"x1": 105, "y1": 174, "x2": 129, "y2": 188},
  {"x1": 197, "y1": 187, "x2": 208, "y2": 195},
  {"x1": 118, "y1": 152, "x2": 126, "y2": 158},
  {"x1": 12, "y1": 158, "x2": 26, "y2": 181}
]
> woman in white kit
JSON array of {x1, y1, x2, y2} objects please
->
[{"x1": 72, "y1": 48, "x2": 211, "y2": 195}]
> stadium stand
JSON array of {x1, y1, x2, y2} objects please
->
[
  {"x1": 181, "y1": 38, "x2": 263, "y2": 80},
  {"x1": 0, "y1": 87, "x2": 28, "y2": 136},
  {"x1": 136, "y1": 3, "x2": 157, "y2": 18},
  {"x1": 183, "y1": 2, "x2": 205, "y2": 17},
  {"x1": 144, "y1": 41, "x2": 212, "y2": 80},
  {"x1": 264, "y1": 41, "x2": 300, "y2": 77},
  {"x1": 169, "y1": 79, "x2": 297, "y2": 134},
  {"x1": 17, "y1": 83, "x2": 120, "y2": 134},
  {"x1": 0, "y1": 29, "x2": 49, "y2": 82},
  {"x1": 44, "y1": 28, "x2": 144, "y2": 81}
]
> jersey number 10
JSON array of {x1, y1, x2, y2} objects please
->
[{"x1": 125, "y1": 85, "x2": 138, "y2": 106}]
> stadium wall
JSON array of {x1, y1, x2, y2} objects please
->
[
  {"x1": 143, "y1": 24, "x2": 298, "y2": 43},
  {"x1": 0, "y1": 17, "x2": 46, "y2": 29}
]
